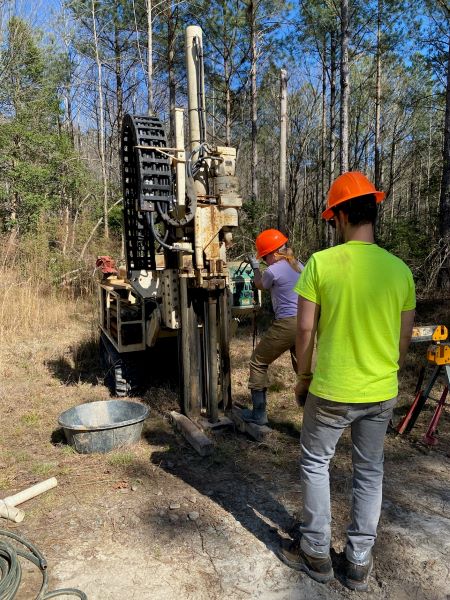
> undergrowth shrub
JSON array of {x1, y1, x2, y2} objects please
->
[{"x1": 0, "y1": 222, "x2": 118, "y2": 343}]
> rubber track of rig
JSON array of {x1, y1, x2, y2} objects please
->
[
  {"x1": 100, "y1": 332, "x2": 140, "y2": 397},
  {"x1": 121, "y1": 115, "x2": 172, "y2": 272}
]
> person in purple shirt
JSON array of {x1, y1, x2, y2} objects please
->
[{"x1": 242, "y1": 229, "x2": 304, "y2": 425}]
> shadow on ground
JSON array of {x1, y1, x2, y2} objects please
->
[
  {"x1": 46, "y1": 335, "x2": 181, "y2": 396},
  {"x1": 141, "y1": 424, "x2": 450, "y2": 599},
  {"x1": 147, "y1": 432, "x2": 295, "y2": 555},
  {"x1": 46, "y1": 338, "x2": 103, "y2": 386},
  {"x1": 141, "y1": 424, "x2": 357, "y2": 589},
  {"x1": 51, "y1": 427, "x2": 67, "y2": 445},
  {"x1": 268, "y1": 417, "x2": 301, "y2": 439}
]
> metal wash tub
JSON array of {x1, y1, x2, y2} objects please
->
[{"x1": 58, "y1": 400, "x2": 149, "y2": 454}]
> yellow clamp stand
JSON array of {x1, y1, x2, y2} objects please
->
[
  {"x1": 412, "y1": 324, "x2": 448, "y2": 343},
  {"x1": 427, "y1": 344, "x2": 450, "y2": 366}
]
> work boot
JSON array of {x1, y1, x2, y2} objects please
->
[
  {"x1": 279, "y1": 537, "x2": 334, "y2": 583},
  {"x1": 241, "y1": 389, "x2": 268, "y2": 425},
  {"x1": 344, "y1": 553, "x2": 373, "y2": 592}
]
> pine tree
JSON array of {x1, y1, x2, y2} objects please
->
[{"x1": 0, "y1": 17, "x2": 84, "y2": 232}]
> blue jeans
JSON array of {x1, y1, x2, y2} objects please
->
[{"x1": 299, "y1": 393, "x2": 396, "y2": 565}]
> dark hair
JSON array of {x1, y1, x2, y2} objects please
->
[{"x1": 332, "y1": 194, "x2": 377, "y2": 225}]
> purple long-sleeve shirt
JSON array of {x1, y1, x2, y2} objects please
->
[{"x1": 262, "y1": 259, "x2": 303, "y2": 320}]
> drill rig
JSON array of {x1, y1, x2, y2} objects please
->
[{"x1": 98, "y1": 26, "x2": 251, "y2": 449}]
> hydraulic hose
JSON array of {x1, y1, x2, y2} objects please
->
[
  {"x1": 155, "y1": 203, "x2": 170, "y2": 245},
  {"x1": 146, "y1": 212, "x2": 190, "y2": 253},
  {"x1": 0, "y1": 529, "x2": 87, "y2": 599},
  {"x1": 155, "y1": 175, "x2": 197, "y2": 228},
  {"x1": 235, "y1": 259, "x2": 251, "y2": 277}
]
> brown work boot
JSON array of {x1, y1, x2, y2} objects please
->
[
  {"x1": 344, "y1": 554, "x2": 373, "y2": 592},
  {"x1": 279, "y1": 537, "x2": 334, "y2": 583}
]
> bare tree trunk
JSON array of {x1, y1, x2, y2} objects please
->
[
  {"x1": 329, "y1": 29, "x2": 337, "y2": 186},
  {"x1": 212, "y1": 85, "x2": 216, "y2": 140},
  {"x1": 9, "y1": 161, "x2": 17, "y2": 225},
  {"x1": 417, "y1": 156, "x2": 422, "y2": 218},
  {"x1": 222, "y1": 2, "x2": 232, "y2": 146},
  {"x1": 224, "y1": 55, "x2": 231, "y2": 146},
  {"x1": 439, "y1": 37, "x2": 450, "y2": 287},
  {"x1": 64, "y1": 93, "x2": 75, "y2": 146},
  {"x1": 278, "y1": 69, "x2": 288, "y2": 234},
  {"x1": 71, "y1": 193, "x2": 93, "y2": 251},
  {"x1": 249, "y1": 0, "x2": 258, "y2": 203},
  {"x1": 315, "y1": 146, "x2": 320, "y2": 243},
  {"x1": 81, "y1": 199, "x2": 122, "y2": 259},
  {"x1": 167, "y1": 1, "x2": 177, "y2": 144},
  {"x1": 146, "y1": 0, "x2": 153, "y2": 115},
  {"x1": 91, "y1": 0, "x2": 109, "y2": 238},
  {"x1": 321, "y1": 36, "x2": 327, "y2": 208},
  {"x1": 374, "y1": 0, "x2": 382, "y2": 189},
  {"x1": 339, "y1": 0, "x2": 350, "y2": 174},
  {"x1": 114, "y1": 13, "x2": 123, "y2": 143},
  {"x1": 62, "y1": 201, "x2": 70, "y2": 257},
  {"x1": 425, "y1": 110, "x2": 433, "y2": 223},
  {"x1": 389, "y1": 138, "x2": 396, "y2": 236},
  {"x1": 353, "y1": 110, "x2": 360, "y2": 168}
]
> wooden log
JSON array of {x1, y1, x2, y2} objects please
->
[
  {"x1": 169, "y1": 411, "x2": 214, "y2": 456},
  {"x1": 230, "y1": 407, "x2": 272, "y2": 442}
]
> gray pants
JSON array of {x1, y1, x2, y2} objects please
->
[{"x1": 299, "y1": 393, "x2": 396, "y2": 565}]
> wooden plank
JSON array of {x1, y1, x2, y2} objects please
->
[
  {"x1": 230, "y1": 407, "x2": 272, "y2": 442},
  {"x1": 169, "y1": 411, "x2": 214, "y2": 456},
  {"x1": 107, "y1": 278, "x2": 132, "y2": 290},
  {"x1": 197, "y1": 416, "x2": 233, "y2": 431}
]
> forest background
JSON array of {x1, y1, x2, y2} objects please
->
[{"x1": 0, "y1": 0, "x2": 449, "y2": 322}]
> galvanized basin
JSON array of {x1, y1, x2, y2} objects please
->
[{"x1": 58, "y1": 400, "x2": 149, "y2": 454}]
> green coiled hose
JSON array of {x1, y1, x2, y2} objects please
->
[{"x1": 0, "y1": 529, "x2": 87, "y2": 599}]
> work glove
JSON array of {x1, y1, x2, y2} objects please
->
[{"x1": 248, "y1": 255, "x2": 260, "y2": 271}]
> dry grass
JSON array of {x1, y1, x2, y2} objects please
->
[
  {"x1": 0, "y1": 261, "x2": 70, "y2": 343},
  {"x1": 0, "y1": 244, "x2": 449, "y2": 600},
  {"x1": 0, "y1": 235, "x2": 108, "y2": 496},
  {"x1": 0, "y1": 230, "x2": 97, "y2": 345},
  {"x1": 1, "y1": 233, "x2": 449, "y2": 499},
  {"x1": 0, "y1": 236, "x2": 83, "y2": 345}
]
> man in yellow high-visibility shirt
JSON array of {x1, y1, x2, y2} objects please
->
[{"x1": 279, "y1": 172, "x2": 415, "y2": 592}]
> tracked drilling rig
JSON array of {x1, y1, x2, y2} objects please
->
[{"x1": 98, "y1": 26, "x2": 257, "y2": 449}]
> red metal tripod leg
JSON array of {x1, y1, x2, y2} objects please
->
[
  {"x1": 422, "y1": 386, "x2": 448, "y2": 446},
  {"x1": 396, "y1": 390, "x2": 424, "y2": 435},
  {"x1": 400, "y1": 366, "x2": 442, "y2": 435}
]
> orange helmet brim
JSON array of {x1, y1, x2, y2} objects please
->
[{"x1": 321, "y1": 190, "x2": 385, "y2": 221}]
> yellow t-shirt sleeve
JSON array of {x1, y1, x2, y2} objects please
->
[
  {"x1": 293, "y1": 256, "x2": 320, "y2": 305},
  {"x1": 402, "y1": 268, "x2": 416, "y2": 311}
]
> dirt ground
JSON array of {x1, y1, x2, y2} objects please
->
[{"x1": 1, "y1": 298, "x2": 450, "y2": 599}]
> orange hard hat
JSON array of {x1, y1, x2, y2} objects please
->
[
  {"x1": 255, "y1": 229, "x2": 288, "y2": 259},
  {"x1": 322, "y1": 171, "x2": 385, "y2": 220}
]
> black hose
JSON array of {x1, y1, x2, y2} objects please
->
[
  {"x1": 157, "y1": 204, "x2": 170, "y2": 244},
  {"x1": 155, "y1": 175, "x2": 197, "y2": 228},
  {"x1": 147, "y1": 212, "x2": 187, "y2": 253},
  {"x1": 0, "y1": 529, "x2": 87, "y2": 599},
  {"x1": 235, "y1": 260, "x2": 251, "y2": 277}
]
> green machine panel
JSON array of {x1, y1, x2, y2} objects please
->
[{"x1": 228, "y1": 261, "x2": 261, "y2": 315}]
